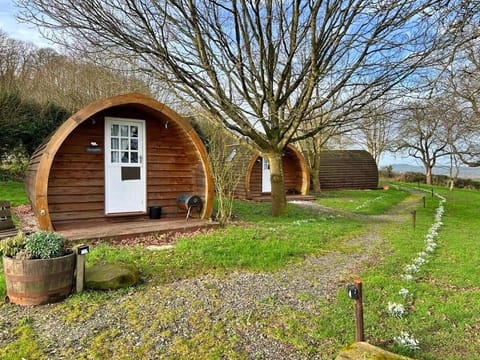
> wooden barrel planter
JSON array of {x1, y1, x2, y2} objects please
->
[{"x1": 3, "y1": 252, "x2": 76, "y2": 306}]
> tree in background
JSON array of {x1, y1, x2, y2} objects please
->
[
  {"x1": 443, "y1": 39, "x2": 480, "y2": 167},
  {"x1": 355, "y1": 102, "x2": 396, "y2": 166},
  {"x1": 21, "y1": 49, "x2": 152, "y2": 112},
  {"x1": 0, "y1": 91, "x2": 69, "y2": 160},
  {"x1": 395, "y1": 96, "x2": 472, "y2": 185},
  {"x1": 18, "y1": 0, "x2": 464, "y2": 215},
  {"x1": 0, "y1": 30, "x2": 152, "y2": 166},
  {"x1": 0, "y1": 30, "x2": 35, "y2": 94}
]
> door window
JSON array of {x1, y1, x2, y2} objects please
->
[{"x1": 110, "y1": 124, "x2": 140, "y2": 164}]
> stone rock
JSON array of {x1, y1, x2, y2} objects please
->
[
  {"x1": 336, "y1": 342, "x2": 414, "y2": 360},
  {"x1": 85, "y1": 261, "x2": 139, "y2": 290}
]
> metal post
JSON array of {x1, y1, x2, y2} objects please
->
[
  {"x1": 422, "y1": 196, "x2": 426, "y2": 208},
  {"x1": 354, "y1": 279, "x2": 365, "y2": 342},
  {"x1": 412, "y1": 210, "x2": 416, "y2": 230}
]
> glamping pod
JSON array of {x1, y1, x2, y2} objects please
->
[
  {"x1": 25, "y1": 93, "x2": 214, "y2": 232},
  {"x1": 318, "y1": 150, "x2": 378, "y2": 190},
  {"x1": 233, "y1": 144, "x2": 310, "y2": 200}
]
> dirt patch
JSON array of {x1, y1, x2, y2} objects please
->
[{"x1": 11, "y1": 205, "x2": 39, "y2": 234}]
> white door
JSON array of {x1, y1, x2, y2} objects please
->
[
  {"x1": 262, "y1": 158, "x2": 271, "y2": 193},
  {"x1": 105, "y1": 117, "x2": 146, "y2": 214}
]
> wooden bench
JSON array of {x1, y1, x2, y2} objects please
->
[{"x1": 0, "y1": 200, "x2": 17, "y2": 239}]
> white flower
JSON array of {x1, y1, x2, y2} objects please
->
[
  {"x1": 401, "y1": 274, "x2": 414, "y2": 282},
  {"x1": 413, "y1": 257, "x2": 426, "y2": 266},
  {"x1": 404, "y1": 264, "x2": 419, "y2": 274},
  {"x1": 354, "y1": 196, "x2": 384, "y2": 210},
  {"x1": 399, "y1": 288, "x2": 413, "y2": 299},
  {"x1": 424, "y1": 243, "x2": 437, "y2": 253},
  {"x1": 417, "y1": 251, "x2": 428, "y2": 258},
  {"x1": 387, "y1": 302, "x2": 407, "y2": 318},
  {"x1": 394, "y1": 332, "x2": 420, "y2": 351}
]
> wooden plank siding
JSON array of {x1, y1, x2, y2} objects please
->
[
  {"x1": 234, "y1": 144, "x2": 310, "y2": 200},
  {"x1": 318, "y1": 150, "x2": 379, "y2": 190},
  {"x1": 47, "y1": 112, "x2": 206, "y2": 227},
  {"x1": 25, "y1": 93, "x2": 214, "y2": 232}
]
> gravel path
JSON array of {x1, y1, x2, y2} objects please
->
[{"x1": 1, "y1": 195, "x2": 420, "y2": 359}]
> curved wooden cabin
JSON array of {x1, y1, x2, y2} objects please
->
[
  {"x1": 25, "y1": 93, "x2": 214, "y2": 231},
  {"x1": 318, "y1": 150, "x2": 378, "y2": 190},
  {"x1": 233, "y1": 144, "x2": 310, "y2": 200}
]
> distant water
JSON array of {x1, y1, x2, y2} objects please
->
[{"x1": 380, "y1": 164, "x2": 480, "y2": 179}]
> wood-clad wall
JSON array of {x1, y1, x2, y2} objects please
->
[
  {"x1": 25, "y1": 142, "x2": 47, "y2": 215},
  {"x1": 318, "y1": 150, "x2": 378, "y2": 190},
  {"x1": 44, "y1": 106, "x2": 206, "y2": 228},
  {"x1": 283, "y1": 149, "x2": 303, "y2": 193},
  {"x1": 237, "y1": 146, "x2": 307, "y2": 199}
]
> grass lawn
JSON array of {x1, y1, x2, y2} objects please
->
[
  {"x1": 0, "y1": 181, "x2": 28, "y2": 206},
  {"x1": 1, "y1": 183, "x2": 479, "y2": 359},
  {"x1": 310, "y1": 185, "x2": 480, "y2": 359}
]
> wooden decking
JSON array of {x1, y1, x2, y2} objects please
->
[{"x1": 56, "y1": 218, "x2": 218, "y2": 243}]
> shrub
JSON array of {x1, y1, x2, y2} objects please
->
[
  {"x1": 24, "y1": 231, "x2": 68, "y2": 259},
  {"x1": 0, "y1": 231, "x2": 27, "y2": 257}
]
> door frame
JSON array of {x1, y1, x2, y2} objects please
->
[
  {"x1": 262, "y1": 157, "x2": 271, "y2": 193},
  {"x1": 104, "y1": 116, "x2": 147, "y2": 215}
]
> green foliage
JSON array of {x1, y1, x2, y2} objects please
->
[
  {"x1": 0, "y1": 231, "x2": 26, "y2": 257},
  {"x1": 24, "y1": 231, "x2": 67, "y2": 259},
  {"x1": 0, "y1": 90, "x2": 70, "y2": 161},
  {"x1": 0, "y1": 157, "x2": 28, "y2": 181}
]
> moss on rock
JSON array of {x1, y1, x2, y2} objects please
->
[
  {"x1": 85, "y1": 261, "x2": 139, "y2": 290},
  {"x1": 336, "y1": 342, "x2": 414, "y2": 360}
]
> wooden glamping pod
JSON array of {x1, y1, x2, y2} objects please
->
[
  {"x1": 234, "y1": 144, "x2": 310, "y2": 200},
  {"x1": 25, "y1": 93, "x2": 214, "y2": 234},
  {"x1": 318, "y1": 150, "x2": 378, "y2": 190}
]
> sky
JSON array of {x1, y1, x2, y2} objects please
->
[
  {"x1": 0, "y1": 0, "x2": 421, "y2": 168},
  {"x1": 0, "y1": 0, "x2": 55, "y2": 48}
]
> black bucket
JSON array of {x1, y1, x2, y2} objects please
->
[{"x1": 149, "y1": 206, "x2": 162, "y2": 219}]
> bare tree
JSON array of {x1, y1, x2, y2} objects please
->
[
  {"x1": 21, "y1": 49, "x2": 151, "y2": 112},
  {"x1": 443, "y1": 40, "x2": 480, "y2": 167},
  {"x1": 356, "y1": 102, "x2": 396, "y2": 165},
  {"x1": 0, "y1": 30, "x2": 35, "y2": 93},
  {"x1": 199, "y1": 118, "x2": 248, "y2": 226},
  {"x1": 18, "y1": 0, "x2": 467, "y2": 214},
  {"x1": 396, "y1": 96, "x2": 470, "y2": 185}
]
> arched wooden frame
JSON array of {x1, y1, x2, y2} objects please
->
[
  {"x1": 29, "y1": 93, "x2": 214, "y2": 230},
  {"x1": 243, "y1": 144, "x2": 310, "y2": 198}
]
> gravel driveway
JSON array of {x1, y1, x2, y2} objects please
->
[{"x1": 0, "y1": 196, "x2": 418, "y2": 359}]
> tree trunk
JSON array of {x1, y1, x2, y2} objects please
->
[
  {"x1": 267, "y1": 151, "x2": 287, "y2": 216},
  {"x1": 425, "y1": 166, "x2": 432, "y2": 185},
  {"x1": 310, "y1": 151, "x2": 321, "y2": 193},
  {"x1": 311, "y1": 173, "x2": 321, "y2": 193}
]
